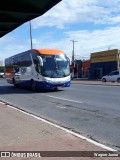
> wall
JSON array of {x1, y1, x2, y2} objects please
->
[
  {"x1": 82, "y1": 60, "x2": 90, "y2": 78},
  {"x1": 90, "y1": 49, "x2": 119, "y2": 79}
]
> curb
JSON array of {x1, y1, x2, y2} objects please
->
[{"x1": 71, "y1": 81, "x2": 120, "y2": 86}]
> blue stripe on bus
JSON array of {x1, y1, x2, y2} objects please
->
[{"x1": 17, "y1": 80, "x2": 70, "y2": 90}]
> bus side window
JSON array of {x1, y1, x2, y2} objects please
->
[{"x1": 12, "y1": 57, "x2": 20, "y2": 73}]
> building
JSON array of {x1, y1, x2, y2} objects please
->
[
  {"x1": 70, "y1": 59, "x2": 90, "y2": 79},
  {"x1": 70, "y1": 59, "x2": 82, "y2": 78},
  {"x1": 89, "y1": 49, "x2": 120, "y2": 79},
  {"x1": 82, "y1": 60, "x2": 90, "y2": 78}
]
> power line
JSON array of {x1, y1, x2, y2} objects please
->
[{"x1": 72, "y1": 30, "x2": 120, "y2": 41}]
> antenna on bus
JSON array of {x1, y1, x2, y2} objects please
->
[{"x1": 29, "y1": 20, "x2": 33, "y2": 50}]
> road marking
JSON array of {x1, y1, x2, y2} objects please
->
[
  {"x1": 56, "y1": 105, "x2": 66, "y2": 109},
  {"x1": 42, "y1": 94, "x2": 83, "y2": 104},
  {"x1": 0, "y1": 101, "x2": 5, "y2": 104},
  {"x1": 6, "y1": 104, "x2": 117, "y2": 152}
]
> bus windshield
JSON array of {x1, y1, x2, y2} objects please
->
[{"x1": 41, "y1": 54, "x2": 70, "y2": 78}]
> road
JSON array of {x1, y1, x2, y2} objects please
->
[{"x1": 0, "y1": 79, "x2": 120, "y2": 151}]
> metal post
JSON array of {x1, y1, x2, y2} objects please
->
[
  {"x1": 70, "y1": 40, "x2": 77, "y2": 62},
  {"x1": 70, "y1": 40, "x2": 77, "y2": 78},
  {"x1": 29, "y1": 21, "x2": 34, "y2": 69},
  {"x1": 29, "y1": 21, "x2": 33, "y2": 50}
]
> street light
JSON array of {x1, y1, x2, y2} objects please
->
[
  {"x1": 29, "y1": 20, "x2": 34, "y2": 66},
  {"x1": 29, "y1": 20, "x2": 33, "y2": 50}
]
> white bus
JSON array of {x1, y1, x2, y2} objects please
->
[{"x1": 5, "y1": 49, "x2": 71, "y2": 91}]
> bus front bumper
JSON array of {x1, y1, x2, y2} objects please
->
[{"x1": 36, "y1": 80, "x2": 71, "y2": 90}]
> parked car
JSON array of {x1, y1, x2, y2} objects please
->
[
  {"x1": 0, "y1": 72, "x2": 5, "y2": 78},
  {"x1": 102, "y1": 70, "x2": 120, "y2": 82}
]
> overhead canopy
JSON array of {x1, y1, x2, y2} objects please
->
[{"x1": 0, "y1": 0, "x2": 61, "y2": 38}]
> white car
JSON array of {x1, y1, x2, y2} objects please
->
[
  {"x1": 102, "y1": 70, "x2": 120, "y2": 82},
  {"x1": 0, "y1": 72, "x2": 5, "y2": 78}
]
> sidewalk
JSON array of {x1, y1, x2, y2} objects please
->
[
  {"x1": 0, "y1": 101, "x2": 119, "y2": 160},
  {"x1": 71, "y1": 79, "x2": 120, "y2": 86}
]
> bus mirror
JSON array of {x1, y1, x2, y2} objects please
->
[
  {"x1": 37, "y1": 56, "x2": 43, "y2": 66},
  {"x1": 67, "y1": 56, "x2": 72, "y2": 65}
]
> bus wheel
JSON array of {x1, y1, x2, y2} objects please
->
[
  {"x1": 13, "y1": 78, "x2": 17, "y2": 87},
  {"x1": 117, "y1": 78, "x2": 120, "y2": 83},
  {"x1": 31, "y1": 80, "x2": 36, "y2": 91},
  {"x1": 54, "y1": 87, "x2": 58, "y2": 91},
  {"x1": 102, "y1": 78, "x2": 106, "y2": 82}
]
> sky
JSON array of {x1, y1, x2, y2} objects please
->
[{"x1": 0, "y1": 0, "x2": 120, "y2": 63}]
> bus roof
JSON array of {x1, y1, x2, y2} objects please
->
[
  {"x1": 34, "y1": 49, "x2": 64, "y2": 55},
  {"x1": 5, "y1": 49, "x2": 64, "y2": 60}
]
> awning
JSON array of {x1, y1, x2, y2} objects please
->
[{"x1": 0, "y1": 0, "x2": 61, "y2": 38}]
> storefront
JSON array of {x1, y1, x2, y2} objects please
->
[
  {"x1": 89, "y1": 49, "x2": 120, "y2": 79},
  {"x1": 82, "y1": 60, "x2": 90, "y2": 78}
]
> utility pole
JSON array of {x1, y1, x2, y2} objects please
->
[
  {"x1": 70, "y1": 40, "x2": 77, "y2": 79},
  {"x1": 70, "y1": 40, "x2": 77, "y2": 62}
]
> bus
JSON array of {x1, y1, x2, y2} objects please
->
[{"x1": 4, "y1": 49, "x2": 71, "y2": 91}]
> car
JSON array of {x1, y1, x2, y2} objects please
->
[
  {"x1": 0, "y1": 72, "x2": 5, "y2": 78},
  {"x1": 102, "y1": 70, "x2": 120, "y2": 82}
]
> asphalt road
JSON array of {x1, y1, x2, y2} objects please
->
[{"x1": 0, "y1": 79, "x2": 120, "y2": 151}]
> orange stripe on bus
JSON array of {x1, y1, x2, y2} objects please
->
[{"x1": 34, "y1": 49, "x2": 64, "y2": 55}]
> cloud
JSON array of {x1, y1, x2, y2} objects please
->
[
  {"x1": 64, "y1": 26, "x2": 120, "y2": 58},
  {"x1": 0, "y1": 36, "x2": 15, "y2": 45},
  {"x1": 1, "y1": 26, "x2": 120, "y2": 61},
  {"x1": 31, "y1": 26, "x2": 120, "y2": 60},
  {"x1": 0, "y1": 34, "x2": 30, "y2": 60},
  {"x1": 32, "y1": 0, "x2": 120, "y2": 29},
  {"x1": 0, "y1": 0, "x2": 120, "y2": 61}
]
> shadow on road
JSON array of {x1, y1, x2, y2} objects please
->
[{"x1": 0, "y1": 84, "x2": 64, "y2": 95}]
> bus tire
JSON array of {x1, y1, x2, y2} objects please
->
[
  {"x1": 117, "y1": 78, "x2": 120, "y2": 83},
  {"x1": 31, "y1": 80, "x2": 36, "y2": 91},
  {"x1": 54, "y1": 87, "x2": 58, "y2": 91},
  {"x1": 102, "y1": 78, "x2": 106, "y2": 82},
  {"x1": 13, "y1": 78, "x2": 17, "y2": 87},
  {"x1": 13, "y1": 78, "x2": 20, "y2": 88}
]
